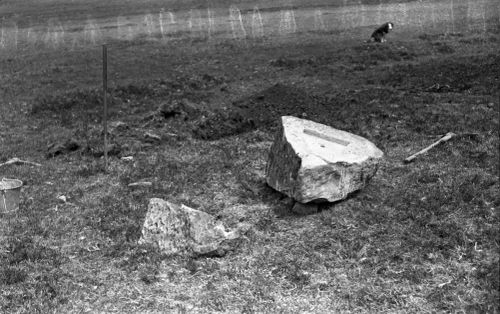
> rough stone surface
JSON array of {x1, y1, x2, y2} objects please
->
[
  {"x1": 139, "y1": 198, "x2": 243, "y2": 257},
  {"x1": 266, "y1": 116, "x2": 384, "y2": 203}
]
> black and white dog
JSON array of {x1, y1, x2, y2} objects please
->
[{"x1": 368, "y1": 22, "x2": 394, "y2": 43}]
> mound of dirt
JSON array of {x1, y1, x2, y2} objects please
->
[
  {"x1": 191, "y1": 109, "x2": 256, "y2": 141},
  {"x1": 191, "y1": 84, "x2": 337, "y2": 140},
  {"x1": 233, "y1": 83, "x2": 330, "y2": 127},
  {"x1": 157, "y1": 99, "x2": 204, "y2": 120},
  {"x1": 192, "y1": 85, "x2": 405, "y2": 141}
]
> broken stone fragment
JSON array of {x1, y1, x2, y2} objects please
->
[
  {"x1": 139, "y1": 198, "x2": 244, "y2": 257},
  {"x1": 266, "y1": 116, "x2": 384, "y2": 203}
]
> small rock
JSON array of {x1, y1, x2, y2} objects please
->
[
  {"x1": 57, "y1": 195, "x2": 68, "y2": 203},
  {"x1": 163, "y1": 132, "x2": 180, "y2": 138},
  {"x1": 144, "y1": 132, "x2": 161, "y2": 142},
  {"x1": 109, "y1": 121, "x2": 129, "y2": 132},
  {"x1": 291, "y1": 202, "x2": 319, "y2": 215},
  {"x1": 128, "y1": 181, "x2": 153, "y2": 187},
  {"x1": 139, "y1": 198, "x2": 244, "y2": 257}
]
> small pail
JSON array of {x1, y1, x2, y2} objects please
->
[{"x1": 0, "y1": 178, "x2": 23, "y2": 213}]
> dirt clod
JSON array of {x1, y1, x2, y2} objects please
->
[{"x1": 46, "y1": 138, "x2": 80, "y2": 158}]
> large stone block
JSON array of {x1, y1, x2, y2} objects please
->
[
  {"x1": 139, "y1": 198, "x2": 243, "y2": 257},
  {"x1": 266, "y1": 116, "x2": 383, "y2": 203}
]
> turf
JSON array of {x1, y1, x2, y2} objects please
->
[{"x1": 0, "y1": 0, "x2": 499, "y2": 312}]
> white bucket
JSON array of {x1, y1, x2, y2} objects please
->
[{"x1": 0, "y1": 178, "x2": 23, "y2": 213}]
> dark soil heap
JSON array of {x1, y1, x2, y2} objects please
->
[{"x1": 233, "y1": 83, "x2": 329, "y2": 127}]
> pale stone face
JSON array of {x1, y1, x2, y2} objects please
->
[
  {"x1": 282, "y1": 116, "x2": 383, "y2": 165},
  {"x1": 266, "y1": 116, "x2": 384, "y2": 203},
  {"x1": 139, "y1": 198, "x2": 242, "y2": 256}
]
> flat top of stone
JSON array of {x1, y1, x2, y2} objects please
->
[{"x1": 282, "y1": 116, "x2": 383, "y2": 164}]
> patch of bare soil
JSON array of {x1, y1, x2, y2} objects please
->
[
  {"x1": 233, "y1": 83, "x2": 328, "y2": 126},
  {"x1": 189, "y1": 83, "x2": 330, "y2": 140},
  {"x1": 191, "y1": 108, "x2": 256, "y2": 140}
]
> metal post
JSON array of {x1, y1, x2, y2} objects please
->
[{"x1": 102, "y1": 44, "x2": 108, "y2": 172}]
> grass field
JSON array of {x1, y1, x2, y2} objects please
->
[{"x1": 0, "y1": 0, "x2": 499, "y2": 312}]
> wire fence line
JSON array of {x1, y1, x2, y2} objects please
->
[{"x1": 0, "y1": 0, "x2": 498, "y2": 55}]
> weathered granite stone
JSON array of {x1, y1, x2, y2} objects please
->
[
  {"x1": 266, "y1": 116, "x2": 383, "y2": 203},
  {"x1": 139, "y1": 198, "x2": 242, "y2": 257}
]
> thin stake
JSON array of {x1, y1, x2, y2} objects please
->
[
  {"x1": 102, "y1": 44, "x2": 108, "y2": 172},
  {"x1": 451, "y1": 0, "x2": 455, "y2": 34},
  {"x1": 84, "y1": 58, "x2": 90, "y2": 150}
]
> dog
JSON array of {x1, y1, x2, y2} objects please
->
[{"x1": 368, "y1": 22, "x2": 394, "y2": 43}]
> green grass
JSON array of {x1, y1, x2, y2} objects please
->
[{"x1": 1, "y1": 1, "x2": 499, "y2": 312}]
